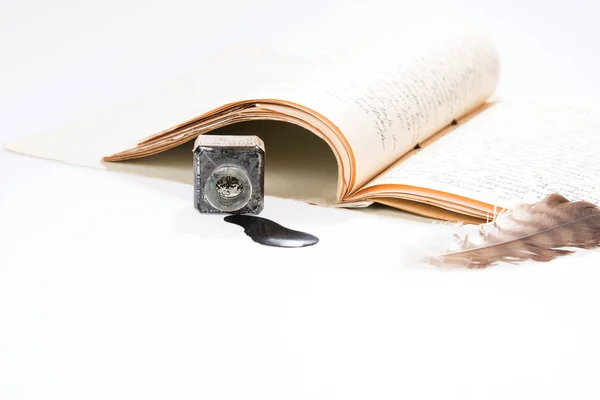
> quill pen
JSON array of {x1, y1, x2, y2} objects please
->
[{"x1": 430, "y1": 194, "x2": 600, "y2": 268}]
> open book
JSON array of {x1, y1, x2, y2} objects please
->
[{"x1": 7, "y1": 25, "x2": 600, "y2": 223}]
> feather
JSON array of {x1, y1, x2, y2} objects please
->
[{"x1": 429, "y1": 193, "x2": 600, "y2": 268}]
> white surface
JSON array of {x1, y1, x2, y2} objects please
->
[{"x1": 2, "y1": 1, "x2": 600, "y2": 399}]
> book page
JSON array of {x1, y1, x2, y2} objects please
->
[
  {"x1": 122, "y1": 24, "x2": 501, "y2": 198},
  {"x1": 4, "y1": 45, "x2": 304, "y2": 169},
  {"x1": 100, "y1": 120, "x2": 342, "y2": 207},
  {"x1": 259, "y1": 24, "x2": 500, "y2": 193},
  {"x1": 357, "y1": 98, "x2": 600, "y2": 209},
  {"x1": 6, "y1": 25, "x2": 499, "y2": 207}
]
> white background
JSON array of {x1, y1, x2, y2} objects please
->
[{"x1": 2, "y1": 1, "x2": 600, "y2": 399}]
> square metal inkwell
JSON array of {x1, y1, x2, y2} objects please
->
[{"x1": 193, "y1": 135, "x2": 265, "y2": 214}]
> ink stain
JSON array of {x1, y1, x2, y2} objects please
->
[
  {"x1": 224, "y1": 215, "x2": 319, "y2": 248},
  {"x1": 451, "y1": 119, "x2": 458, "y2": 125},
  {"x1": 413, "y1": 143, "x2": 421, "y2": 150}
]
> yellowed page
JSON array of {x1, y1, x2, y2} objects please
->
[
  {"x1": 4, "y1": 46, "x2": 303, "y2": 169},
  {"x1": 353, "y1": 98, "x2": 600, "y2": 211},
  {"x1": 259, "y1": 24, "x2": 500, "y2": 194},
  {"x1": 6, "y1": 24, "x2": 499, "y2": 209},
  {"x1": 375, "y1": 197, "x2": 485, "y2": 224},
  {"x1": 104, "y1": 121, "x2": 341, "y2": 206},
  {"x1": 97, "y1": 24, "x2": 500, "y2": 201},
  {"x1": 4, "y1": 46, "x2": 352, "y2": 206}
]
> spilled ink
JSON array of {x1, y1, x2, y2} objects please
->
[{"x1": 224, "y1": 215, "x2": 318, "y2": 248}]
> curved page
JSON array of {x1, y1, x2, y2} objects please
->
[{"x1": 6, "y1": 24, "x2": 500, "y2": 209}]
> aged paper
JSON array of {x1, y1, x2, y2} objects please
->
[
  {"x1": 5, "y1": 25, "x2": 500, "y2": 213},
  {"x1": 356, "y1": 98, "x2": 600, "y2": 211},
  {"x1": 4, "y1": 46, "x2": 302, "y2": 169},
  {"x1": 263, "y1": 25, "x2": 500, "y2": 192},
  {"x1": 97, "y1": 24, "x2": 500, "y2": 201}
]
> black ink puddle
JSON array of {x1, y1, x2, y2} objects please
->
[{"x1": 224, "y1": 215, "x2": 319, "y2": 248}]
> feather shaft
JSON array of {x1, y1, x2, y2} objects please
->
[{"x1": 430, "y1": 194, "x2": 600, "y2": 268}]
